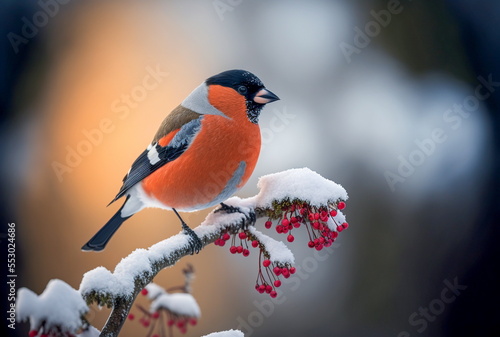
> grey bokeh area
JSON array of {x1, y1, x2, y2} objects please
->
[{"x1": 1, "y1": 0, "x2": 498, "y2": 336}]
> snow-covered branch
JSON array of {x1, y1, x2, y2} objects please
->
[{"x1": 17, "y1": 168, "x2": 349, "y2": 337}]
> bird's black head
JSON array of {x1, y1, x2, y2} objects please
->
[{"x1": 206, "y1": 69, "x2": 279, "y2": 123}]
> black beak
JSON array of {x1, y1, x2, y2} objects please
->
[{"x1": 253, "y1": 88, "x2": 280, "y2": 104}]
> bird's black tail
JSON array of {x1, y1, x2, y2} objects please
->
[{"x1": 81, "y1": 198, "x2": 132, "y2": 252}]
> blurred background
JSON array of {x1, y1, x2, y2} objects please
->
[{"x1": 1, "y1": 0, "x2": 499, "y2": 336}]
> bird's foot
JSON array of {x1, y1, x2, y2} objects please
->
[
  {"x1": 182, "y1": 222, "x2": 203, "y2": 255},
  {"x1": 216, "y1": 202, "x2": 256, "y2": 229}
]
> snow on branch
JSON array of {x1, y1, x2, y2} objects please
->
[
  {"x1": 17, "y1": 167, "x2": 349, "y2": 337},
  {"x1": 17, "y1": 279, "x2": 90, "y2": 337}
]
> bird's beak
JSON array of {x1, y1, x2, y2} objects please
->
[{"x1": 253, "y1": 88, "x2": 280, "y2": 104}]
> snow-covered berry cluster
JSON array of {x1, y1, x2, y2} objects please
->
[
  {"x1": 265, "y1": 200, "x2": 348, "y2": 251},
  {"x1": 128, "y1": 289, "x2": 198, "y2": 335},
  {"x1": 213, "y1": 197, "x2": 348, "y2": 298},
  {"x1": 128, "y1": 278, "x2": 200, "y2": 336}
]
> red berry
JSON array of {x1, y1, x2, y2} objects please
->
[
  {"x1": 315, "y1": 244, "x2": 324, "y2": 251},
  {"x1": 338, "y1": 201, "x2": 346, "y2": 210},
  {"x1": 282, "y1": 226, "x2": 289, "y2": 233},
  {"x1": 190, "y1": 318, "x2": 197, "y2": 326},
  {"x1": 290, "y1": 216, "x2": 298, "y2": 223},
  {"x1": 265, "y1": 220, "x2": 273, "y2": 229},
  {"x1": 282, "y1": 268, "x2": 290, "y2": 278},
  {"x1": 274, "y1": 280, "x2": 282, "y2": 287},
  {"x1": 251, "y1": 240, "x2": 259, "y2": 248},
  {"x1": 128, "y1": 313, "x2": 135, "y2": 320},
  {"x1": 342, "y1": 222, "x2": 349, "y2": 229},
  {"x1": 282, "y1": 218, "x2": 290, "y2": 226},
  {"x1": 258, "y1": 284, "x2": 266, "y2": 293},
  {"x1": 266, "y1": 284, "x2": 273, "y2": 293},
  {"x1": 314, "y1": 213, "x2": 320, "y2": 220},
  {"x1": 293, "y1": 221, "x2": 301, "y2": 228},
  {"x1": 142, "y1": 319, "x2": 150, "y2": 327},
  {"x1": 243, "y1": 249, "x2": 250, "y2": 257},
  {"x1": 239, "y1": 232, "x2": 247, "y2": 240},
  {"x1": 287, "y1": 234, "x2": 295, "y2": 242},
  {"x1": 29, "y1": 330, "x2": 38, "y2": 337},
  {"x1": 270, "y1": 291, "x2": 278, "y2": 298},
  {"x1": 237, "y1": 246, "x2": 244, "y2": 254},
  {"x1": 273, "y1": 266, "x2": 282, "y2": 275},
  {"x1": 276, "y1": 225, "x2": 283, "y2": 234},
  {"x1": 168, "y1": 319, "x2": 175, "y2": 326},
  {"x1": 289, "y1": 267, "x2": 296, "y2": 274},
  {"x1": 141, "y1": 288, "x2": 149, "y2": 296},
  {"x1": 331, "y1": 231, "x2": 339, "y2": 238},
  {"x1": 152, "y1": 311, "x2": 160, "y2": 319},
  {"x1": 312, "y1": 222, "x2": 320, "y2": 229},
  {"x1": 222, "y1": 232, "x2": 230, "y2": 241},
  {"x1": 330, "y1": 209, "x2": 337, "y2": 217},
  {"x1": 263, "y1": 259, "x2": 271, "y2": 267},
  {"x1": 177, "y1": 320, "x2": 186, "y2": 328},
  {"x1": 308, "y1": 240, "x2": 315, "y2": 248},
  {"x1": 336, "y1": 225, "x2": 343, "y2": 232},
  {"x1": 229, "y1": 246, "x2": 237, "y2": 254}
]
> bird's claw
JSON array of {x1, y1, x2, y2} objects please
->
[
  {"x1": 216, "y1": 202, "x2": 256, "y2": 229},
  {"x1": 182, "y1": 223, "x2": 203, "y2": 255}
]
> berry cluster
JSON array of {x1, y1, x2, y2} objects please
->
[
  {"x1": 214, "y1": 199, "x2": 348, "y2": 298},
  {"x1": 266, "y1": 200, "x2": 348, "y2": 251},
  {"x1": 254, "y1": 256, "x2": 296, "y2": 298},
  {"x1": 128, "y1": 287, "x2": 198, "y2": 336}
]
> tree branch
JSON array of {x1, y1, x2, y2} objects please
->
[{"x1": 82, "y1": 207, "x2": 266, "y2": 337}]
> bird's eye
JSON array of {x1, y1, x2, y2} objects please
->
[{"x1": 237, "y1": 85, "x2": 248, "y2": 94}]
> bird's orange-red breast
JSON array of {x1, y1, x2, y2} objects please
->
[{"x1": 82, "y1": 69, "x2": 279, "y2": 252}]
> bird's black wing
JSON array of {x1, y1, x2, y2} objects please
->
[{"x1": 109, "y1": 116, "x2": 203, "y2": 204}]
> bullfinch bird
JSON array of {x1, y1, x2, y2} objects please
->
[{"x1": 82, "y1": 69, "x2": 279, "y2": 253}]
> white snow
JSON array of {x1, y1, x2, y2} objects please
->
[
  {"x1": 80, "y1": 234, "x2": 194, "y2": 299},
  {"x1": 150, "y1": 291, "x2": 201, "y2": 318},
  {"x1": 248, "y1": 227, "x2": 295, "y2": 265},
  {"x1": 202, "y1": 330, "x2": 244, "y2": 337},
  {"x1": 17, "y1": 279, "x2": 88, "y2": 333},
  {"x1": 144, "y1": 283, "x2": 166, "y2": 299},
  {"x1": 254, "y1": 167, "x2": 348, "y2": 208}
]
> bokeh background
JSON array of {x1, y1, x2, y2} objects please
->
[{"x1": 1, "y1": 0, "x2": 499, "y2": 336}]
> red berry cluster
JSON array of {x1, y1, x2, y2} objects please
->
[
  {"x1": 266, "y1": 200, "x2": 348, "y2": 251},
  {"x1": 214, "y1": 228, "x2": 295, "y2": 298},
  {"x1": 254, "y1": 255, "x2": 296, "y2": 298},
  {"x1": 128, "y1": 288, "x2": 197, "y2": 336},
  {"x1": 214, "y1": 230, "x2": 251, "y2": 257}
]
